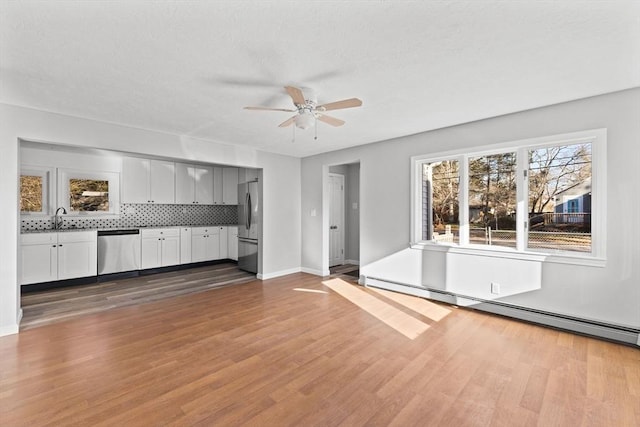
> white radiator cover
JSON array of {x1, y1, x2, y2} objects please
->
[{"x1": 364, "y1": 276, "x2": 640, "y2": 346}]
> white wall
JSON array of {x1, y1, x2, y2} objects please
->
[
  {"x1": 0, "y1": 103, "x2": 301, "y2": 335},
  {"x1": 301, "y1": 88, "x2": 640, "y2": 329}
]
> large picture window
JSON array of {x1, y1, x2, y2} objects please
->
[{"x1": 413, "y1": 129, "x2": 605, "y2": 265}]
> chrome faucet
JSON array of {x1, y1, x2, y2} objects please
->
[{"x1": 54, "y1": 207, "x2": 67, "y2": 230}]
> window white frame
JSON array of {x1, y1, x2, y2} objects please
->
[
  {"x1": 57, "y1": 168, "x2": 120, "y2": 216},
  {"x1": 411, "y1": 129, "x2": 606, "y2": 267},
  {"x1": 20, "y1": 165, "x2": 55, "y2": 216}
]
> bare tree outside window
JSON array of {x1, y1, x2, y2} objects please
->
[
  {"x1": 422, "y1": 160, "x2": 460, "y2": 243},
  {"x1": 528, "y1": 143, "x2": 592, "y2": 252}
]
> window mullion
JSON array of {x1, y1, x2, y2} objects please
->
[
  {"x1": 459, "y1": 155, "x2": 469, "y2": 245},
  {"x1": 516, "y1": 147, "x2": 528, "y2": 251}
]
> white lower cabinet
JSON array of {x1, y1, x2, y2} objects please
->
[
  {"x1": 219, "y1": 226, "x2": 228, "y2": 259},
  {"x1": 179, "y1": 227, "x2": 192, "y2": 264},
  {"x1": 191, "y1": 226, "x2": 220, "y2": 262},
  {"x1": 141, "y1": 228, "x2": 180, "y2": 269},
  {"x1": 20, "y1": 231, "x2": 97, "y2": 285},
  {"x1": 228, "y1": 226, "x2": 238, "y2": 261}
]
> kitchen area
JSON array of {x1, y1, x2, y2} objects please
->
[{"x1": 19, "y1": 140, "x2": 261, "y2": 322}]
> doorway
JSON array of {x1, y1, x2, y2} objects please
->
[
  {"x1": 328, "y1": 173, "x2": 344, "y2": 267},
  {"x1": 327, "y1": 163, "x2": 360, "y2": 276}
]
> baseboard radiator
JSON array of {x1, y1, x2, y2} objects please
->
[{"x1": 364, "y1": 276, "x2": 640, "y2": 347}]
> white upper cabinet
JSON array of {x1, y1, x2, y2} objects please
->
[
  {"x1": 122, "y1": 157, "x2": 175, "y2": 204},
  {"x1": 213, "y1": 167, "x2": 224, "y2": 205},
  {"x1": 213, "y1": 167, "x2": 239, "y2": 205},
  {"x1": 222, "y1": 168, "x2": 239, "y2": 205},
  {"x1": 175, "y1": 163, "x2": 214, "y2": 205},
  {"x1": 239, "y1": 168, "x2": 259, "y2": 184}
]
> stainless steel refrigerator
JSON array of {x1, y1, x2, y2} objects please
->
[{"x1": 238, "y1": 180, "x2": 259, "y2": 273}]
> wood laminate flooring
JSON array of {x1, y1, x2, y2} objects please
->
[
  {"x1": 329, "y1": 263, "x2": 359, "y2": 278},
  {"x1": 20, "y1": 263, "x2": 256, "y2": 330},
  {"x1": 3, "y1": 271, "x2": 639, "y2": 426}
]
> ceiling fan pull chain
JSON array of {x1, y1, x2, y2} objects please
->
[{"x1": 314, "y1": 116, "x2": 318, "y2": 140}]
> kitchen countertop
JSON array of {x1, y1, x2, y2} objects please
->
[{"x1": 21, "y1": 224, "x2": 239, "y2": 234}]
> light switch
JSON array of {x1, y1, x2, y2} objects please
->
[
  {"x1": 352, "y1": 202, "x2": 358, "y2": 210},
  {"x1": 311, "y1": 209, "x2": 317, "y2": 217}
]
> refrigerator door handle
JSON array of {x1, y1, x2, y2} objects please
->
[
  {"x1": 244, "y1": 192, "x2": 250, "y2": 230},
  {"x1": 247, "y1": 193, "x2": 252, "y2": 230}
]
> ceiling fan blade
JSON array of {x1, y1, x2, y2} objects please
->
[
  {"x1": 316, "y1": 114, "x2": 345, "y2": 127},
  {"x1": 317, "y1": 97, "x2": 362, "y2": 111},
  {"x1": 244, "y1": 106, "x2": 296, "y2": 112},
  {"x1": 285, "y1": 86, "x2": 306, "y2": 105},
  {"x1": 278, "y1": 115, "x2": 297, "y2": 128}
]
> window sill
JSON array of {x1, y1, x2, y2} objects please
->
[{"x1": 410, "y1": 242, "x2": 605, "y2": 267}]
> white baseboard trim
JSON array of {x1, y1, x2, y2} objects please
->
[
  {"x1": 364, "y1": 276, "x2": 640, "y2": 346},
  {"x1": 301, "y1": 267, "x2": 330, "y2": 277},
  {"x1": 257, "y1": 267, "x2": 302, "y2": 280},
  {"x1": 344, "y1": 259, "x2": 360, "y2": 265},
  {"x1": 0, "y1": 322, "x2": 19, "y2": 337}
]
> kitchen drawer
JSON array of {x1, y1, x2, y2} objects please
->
[
  {"x1": 191, "y1": 226, "x2": 221, "y2": 236},
  {"x1": 58, "y1": 230, "x2": 97, "y2": 243},
  {"x1": 141, "y1": 228, "x2": 180, "y2": 239},
  {"x1": 21, "y1": 232, "x2": 57, "y2": 245}
]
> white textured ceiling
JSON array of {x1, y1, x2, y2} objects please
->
[{"x1": 1, "y1": 1, "x2": 639, "y2": 158}]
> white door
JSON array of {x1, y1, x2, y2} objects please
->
[{"x1": 329, "y1": 173, "x2": 345, "y2": 267}]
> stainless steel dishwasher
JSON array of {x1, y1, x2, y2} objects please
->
[{"x1": 97, "y1": 229, "x2": 141, "y2": 275}]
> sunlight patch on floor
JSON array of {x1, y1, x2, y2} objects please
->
[
  {"x1": 322, "y1": 278, "x2": 429, "y2": 340},
  {"x1": 293, "y1": 288, "x2": 329, "y2": 294},
  {"x1": 369, "y1": 286, "x2": 451, "y2": 322}
]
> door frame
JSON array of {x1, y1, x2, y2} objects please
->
[
  {"x1": 328, "y1": 173, "x2": 345, "y2": 267},
  {"x1": 322, "y1": 162, "x2": 360, "y2": 276}
]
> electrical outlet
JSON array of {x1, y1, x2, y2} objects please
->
[
  {"x1": 182, "y1": 207, "x2": 187, "y2": 214},
  {"x1": 491, "y1": 282, "x2": 501, "y2": 295}
]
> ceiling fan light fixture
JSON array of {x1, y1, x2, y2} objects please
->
[{"x1": 295, "y1": 112, "x2": 315, "y2": 130}]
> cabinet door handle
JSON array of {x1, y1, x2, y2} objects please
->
[{"x1": 58, "y1": 244, "x2": 63, "y2": 247}]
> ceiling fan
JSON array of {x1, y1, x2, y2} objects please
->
[{"x1": 244, "y1": 86, "x2": 363, "y2": 130}]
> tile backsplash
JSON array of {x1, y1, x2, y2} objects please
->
[{"x1": 21, "y1": 203, "x2": 238, "y2": 232}]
